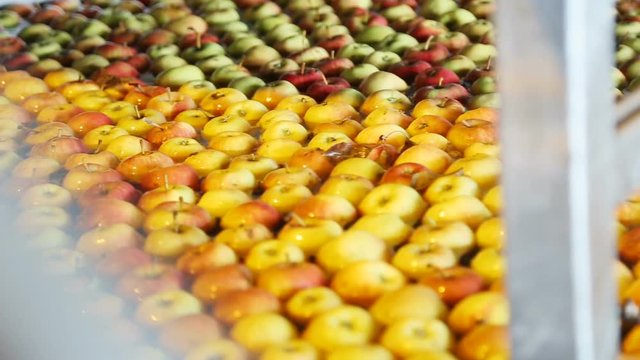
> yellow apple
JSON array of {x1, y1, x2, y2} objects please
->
[
  {"x1": 380, "y1": 318, "x2": 453, "y2": 357},
  {"x1": 256, "y1": 138, "x2": 303, "y2": 164},
  {"x1": 483, "y1": 185, "x2": 503, "y2": 215},
  {"x1": 326, "y1": 345, "x2": 393, "y2": 360},
  {"x1": 331, "y1": 260, "x2": 406, "y2": 306},
  {"x1": 158, "y1": 137, "x2": 206, "y2": 162},
  {"x1": 445, "y1": 154, "x2": 502, "y2": 190},
  {"x1": 260, "y1": 184, "x2": 314, "y2": 214},
  {"x1": 278, "y1": 218, "x2": 343, "y2": 257},
  {"x1": 359, "y1": 183, "x2": 427, "y2": 225},
  {"x1": 135, "y1": 289, "x2": 203, "y2": 327},
  {"x1": 229, "y1": 155, "x2": 279, "y2": 181},
  {"x1": 244, "y1": 240, "x2": 305, "y2": 273},
  {"x1": 285, "y1": 286, "x2": 343, "y2": 325},
  {"x1": 261, "y1": 120, "x2": 309, "y2": 143},
  {"x1": 184, "y1": 149, "x2": 231, "y2": 178},
  {"x1": 197, "y1": 189, "x2": 251, "y2": 218},
  {"x1": 330, "y1": 157, "x2": 384, "y2": 182},
  {"x1": 464, "y1": 143, "x2": 500, "y2": 158},
  {"x1": 392, "y1": 243, "x2": 458, "y2": 279},
  {"x1": 423, "y1": 196, "x2": 492, "y2": 229},
  {"x1": 318, "y1": 174, "x2": 374, "y2": 206},
  {"x1": 231, "y1": 313, "x2": 298, "y2": 353},
  {"x1": 202, "y1": 168, "x2": 256, "y2": 193},
  {"x1": 214, "y1": 223, "x2": 273, "y2": 258},
  {"x1": 144, "y1": 225, "x2": 210, "y2": 258},
  {"x1": 208, "y1": 131, "x2": 258, "y2": 157},
  {"x1": 409, "y1": 132, "x2": 450, "y2": 150},
  {"x1": 307, "y1": 131, "x2": 354, "y2": 151},
  {"x1": 424, "y1": 174, "x2": 480, "y2": 204},
  {"x1": 355, "y1": 124, "x2": 409, "y2": 151},
  {"x1": 447, "y1": 291, "x2": 509, "y2": 334},
  {"x1": 260, "y1": 340, "x2": 319, "y2": 360},
  {"x1": 369, "y1": 285, "x2": 448, "y2": 325},
  {"x1": 316, "y1": 230, "x2": 389, "y2": 274},
  {"x1": 476, "y1": 217, "x2": 505, "y2": 249},
  {"x1": 470, "y1": 248, "x2": 506, "y2": 284},
  {"x1": 349, "y1": 213, "x2": 413, "y2": 247},
  {"x1": 105, "y1": 135, "x2": 153, "y2": 161},
  {"x1": 303, "y1": 305, "x2": 376, "y2": 352},
  {"x1": 409, "y1": 222, "x2": 475, "y2": 258},
  {"x1": 202, "y1": 115, "x2": 252, "y2": 140},
  {"x1": 83, "y1": 125, "x2": 129, "y2": 151},
  {"x1": 394, "y1": 144, "x2": 453, "y2": 174}
]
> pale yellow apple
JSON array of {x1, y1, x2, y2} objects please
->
[
  {"x1": 244, "y1": 240, "x2": 305, "y2": 273},
  {"x1": 231, "y1": 313, "x2": 297, "y2": 353},
  {"x1": 184, "y1": 149, "x2": 231, "y2": 178},
  {"x1": 471, "y1": 248, "x2": 506, "y2": 284},
  {"x1": 138, "y1": 185, "x2": 198, "y2": 212},
  {"x1": 278, "y1": 218, "x2": 343, "y2": 257},
  {"x1": 258, "y1": 109, "x2": 303, "y2": 129},
  {"x1": 208, "y1": 131, "x2": 259, "y2": 157},
  {"x1": 359, "y1": 183, "x2": 427, "y2": 225},
  {"x1": 202, "y1": 168, "x2": 256, "y2": 193},
  {"x1": 105, "y1": 135, "x2": 153, "y2": 160},
  {"x1": 424, "y1": 174, "x2": 480, "y2": 204},
  {"x1": 330, "y1": 157, "x2": 384, "y2": 182},
  {"x1": 445, "y1": 154, "x2": 501, "y2": 190},
  {"x1": 464, "y1": 143, "x2": 500, "y2": 158},
  {"x1": 303, "y1": 305, "x2": 376, "y2": 352},
  {"x1": 229, "y1": 155, "x2": 279, "y2": 181},
  {"x1": 355, "y1": 124, "x2": 409, "y2": 151},
  {"x1": 261, "y1": 120, "x2": 309, "y2": 143},
  {"x1": 285, "y1": 286, "x2": 343, "y2": 325},
  {"x1": 318, "y1": 174, "x2": 374, "y2": 206},
  {"x1": 316, "y1": 230, "x2": 389, "y2": 274},
  {"x1": 422, "y1": 196, "x2": 491, "y2": 229},
  {"x1": 158, "y1": 137, "x2": 206, "y2": 162},
  {"x1": 447, "y1": 291, "x2": 510, "y2": 334},
  {"x1": 349, "y1": 213, "x2": 413, "y2": 247},
  {"x1": 307, "y1": 131, "x2": 354, "y2": 151},
  {"x1": 409, "y1": 222, "x2": 475, "y2": 258},
  {"x1": 483, "y1": 185, "x2": 502, "y2": 215},
  {"x1": 135, "y1": 290, "x2": 203, "y2": 327},
  {"x1": 144, "y1": 225, "x2": 210, "y2": 258},
  {"x1": 202, "y1": 115, "x2": 252, "y2": 140},
  {"x1": 369, "y1": 285, "x2": 447, "y2": 325},
  {"x1": 409, "y1": 132, "x2": 450, "y2": 150},
  {"x1": 256, "y1": 138, "x2": 303, "y2": 164},
  {"x1": 394, "y1": 144, "x2": 452, "y2": 174},
  {"x1": 380, "y1": 318, "x2": 453, "y2": 357},
  {"x1": 214, "y1": 224, "x2": 273, "y2": 258}
]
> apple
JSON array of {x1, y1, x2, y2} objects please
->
[
  {"x1": 316, "y1": 230, "x2": 389, "y2": 274},
  {"x1": 175, "y1": 242, "x2": 237, "y2": 276},
  {"x1": 207, "y1": 131, "x2": 259, "y2": 157},
  {"x1": 213, "y1": 287, "x2": 282, "y2": 325},
  {"x1": 77, "y1": 181, "x2": 141, "y2": 207},
  {"x1": 447, "y1": 291, "x2": 509, "y2": 334},
  {"x1": 30, "y1": 135, "x2": 90, "y2": 164},
  {"x1": 379, "y1": 162, "x2": 437, "y2": 192},
  {"x1": 292, "y1": 194, "x2": 357, "y2": 226},
  {"x1": 94, "y1": 247, "x2": 152, "y2": 279},
  {"x1": 144, "y1": 201, "x2": 214, "y2": 233},
  {"x1": 190, "y1": 262, "x2": 253, "y2": 303},
  {"x1": 76, "y1": 223, "x2": 143, "y2": 260},
  {"x1": 64, "y1": 151, "x2": 120, "y2": 170},
  {"x1": 303, "y1": 305, "x2": 376, "y2": 352},
  {"x1": 16, "y1": 206, "x2": 71, "y2": 234},
  {"x1": 83, "y1": 125, "x2": 129, "y2": 151},
  {"x1": 62, "y1": 163, "x2": 123, "y2": 195},
  {"x1": 331, "y1": 260, "x2": 406, "y2": 306},
  {"x1": 77, "y1": 198, "x2": 145, "y2": 230},
  {"x1": 358, "y1": 183, "x2": 427, "y2": 225},
  {"x1": 183, "y1": 339, "x2": 248, "y2": 360},
  {"x1": 262, "y1": 167, "x2": 321, "y2": 190},
  {"x1": 11, "y1": 157, "x2": 61, "y2": 180},
  {"x1": 158, "y1": 314, "x2": 222, "y2": 357},
  {"x1": 456, "y1": 325, "x2": 509, "y2": 360},
  {"x1": 202, "y1": 115, "x2": 252, "y2": 140},
  {"x1": 144, "y1": 221, "x2": 210, "y2": 258},
  {"x1": 116, "y1": 263, "x2": 184, "y2": 302},
  {"x1": 445, "y1": 154, "x2": 502, "y2": 190},
  {"x1": 231, "y1": 313, "x2": 297, "y2": 353},
  {"x1": 19, "y1": 183, "x2": 72, "y2": 209},
  {"x1": 261, "y1": 340, "x2": 319, "y2": 360},
  {"x1": 104, "y1": 135, "x2": 153, "y2": 161},
  {"x1": 380, "y1": 318, "x2": 453, "y2": 357},
  {"x1": 285, "y1": 286, "x2": 343, "y2": 325},
  {"x1": 392, "y1": 243, "x2": 458, "y2": 279},
  {"x1": 116, "y1": 151, "x2": 175, "y2": 184},
  {"x1": 198, "y1": 188, "x2": 251, "y2": 218},
  {"x1": 349, "y1": 213, "x2": 413, "y2": 247},
  {"x1": 135, "y1": 289, "x2": 203, "y2": 327},
  {"x1": 184, "y1": 149, "x2": 231, "y2": 178},
  {"x1": 245, "y1": 239, "x2": 306, "y2": 273},
  {"x1": 214, "y1": 223, "x2": 273, "y2": 258},
  {"x1": 220, "y1": 200, "x2": 281, "y2": 229},
  {"x1": 420, "y1": 266, "x2": 485, "y2": 305},
  {"x1": 257, "y1": 262, "x2": 327, "y2": 300},
  {"x1": 146, "y1": 91, "x2": 197, "y2": 120},
  {"x1": 140, "y1": 164, "x2": 200, "y2": 191},
  {"x1": 36, "y1": 104, "x2": 84, "y2": 124},
  {"x1": 303, "y1": 102, "x2": 360, "y2": 130}
]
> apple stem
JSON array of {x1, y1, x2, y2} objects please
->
[
  {"x1": 94, "y1": 139, "x2": 103, "y2": 154},
  {"x1": 165, "y1": 87, "x2": 172, "y2": 102},
  {"x1": 178, "y1": 196, "x2": 184, "y2": 211},
  {"x1": 438, "y1": 77, "x2": 444, "y2": 87},
  {"x1": 82, "y1": 161, "x2": 90, "y2": 172},
  {"x1": 300, "y1": 62, "x2": 306, "y2": 74},
  {"x1": 320, "y1": 72, "x2": 328, "y2": 85},
  {"x1": 188, "y1": 26, "x2": 202, "y2": 49},
  {"x1": 424, "y1": 35, "x2": 434, "y2": 50},
  {"x1": 139, "y1": 139, "x2": 145, "y2": 154},
  {"x1": 484, "y1": 55, "x2": 493, "y2": 70},
  {"x1": 378, "y1": 130, "x2": 410, "y2": 144},
  {"x1": 290, "y1": 212, "x2": 307, "y2": 226},
  {"x1": 172, "y1": 210, "x2": 179, "y2": 233},
  {"x1": 238, "y1": 56, "x2": 245, "y2": 67},
  {"x1": 164, "y1": 174, "x2": 170, "y2": 190},
  {"x1": 134, "y1": 105, "x2": 141, "y2": 119},
  {"x1": 330, "y1": 50, "x2": 335, "y2": 59},
  {"x1": 461, "y1": 120, "x2": 472, "y2": 128}
]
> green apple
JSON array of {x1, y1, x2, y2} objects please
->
[
  {"x1": 289, "y1": 46, "x2": 330, "y2": 64},
  {"x1": 382, "y1": 4, "x2": 417, "y2": 22},
  {"x1": 259, "y1": 58, "x2": 300, "y2": 78},
  {"x1": 74, "y1": 36, "x2": 107, "y2": 54},
  {"x1": 229, "y1": 76, "x2": 267, "y2": 97},
  {"x1": 29, "y1": 40, "x2": 63, "y2": 58},
  {"x1": 28, "y1": 59, "x2": 63, "y2": 77},
  {"x1": 355, "y1": 26, "x2": 396, "y2": 45},
  {"x1": 0, "y1": 10, "x2": 21, "y2": 28},
  {"x1": 622, "y1": 36, "x2": 640, "y2": 53},
  {"x1": 275, "y1": 33, "x2": 310, "y2": 55},
  {"x1": 439, "y1": 9, "x2": 477, "y2": 29},
  {"x1": 337, "y1": 43, "x2": 376, "y2": 63},
  {"x1": 245, "y1": 2, "x2": 282, "y2": 21},
  {"x1": 442, "y1": 55, "x2": 476, "y2": 76},
  {"x1": 211, "y1": 64, "x2": 251, "y2": 87},
  {"x1": 49, "y1": 31, "x2": 74, "y2": 48},
  {"x1": 613, "y1": 67, "x2": 627, "y2": 89},
  {"x1": 628, "y1": 77, "x2": 640, "y2": 92},
  {"x1": 151, "y1": 55, "x2": 188, "y2": 75},
  {"x1": 470, "y1": 76, "x2": 497, "y2": 95},
  {"x1": 468, "y1": 93, "x2": 500, "y2": 109},
  {"x1": 460, "y1": 43, "x2": 497, "y2": 66},
  {"x1": 213, "y1": 20, "x2": 249, "y2": 35},
  {"x1": 74, "y1": 19, "x2": 111, "y2": 38},
  {"x1": 198, "y1": 0, "x2": 237, "y2": 12},
  {"x1": 359, "y1": 71, "x2": 408, "y2": 95},
  {"x1": 181, "y1": 43, "x2": 225, "y2": 63},
  {"x1": 624, "y1": 58, "x2": 640, "y2": 79},
  {"x1": 420, "y1": 0, "x2": 458, "y2": 19},
  {"x1": 133, "y1": 14, "x2": 158, "y2": 33},
  {"x1": 73, "y1": 54, "x2": 110, "y2": 76},
  {"x1": 364, "y1": 51, "x2": 402, "y2": 70},
  {"x1": 255, "y1": 13, "x2": 292, "y2": 34},
  {"x1": 378, "y1": 33, "x2": 420, "y2": 54},
  {"x1": 341, "y1": 63, "x2": 379, "y2": 86},
  {"x1": 205, "y1": 9, "x2": 240, "y2": 26},
  {"x1": 312, "y1": 24, "x2": 350, "y2": 41},
  {"x1": 156, "y1": 65, "x2": 206, "y2": 89},
  {"x1": 265, "y1": 23, "x2": 302, "y2": 43},
  {"x1": 617, "y1": 22, "x2": 640, "y2": 39},
  {"x1": 459, "y1": 19, "x2": 494, "y2": 42},
  {"x1": 196, "y1": 55, "x2": 235, "y2": 75},
  {"x1": 617, "y1": 44, "x2": 637, "y2": 66},
  {"x1": 243, "y1": 45, "x2": 282, "y2": 69},
  {"x1": 148, "y1": 44, "x2": 181, "y2": 59},
  {"x1": 228, "y1": 36, "x2": 265, "y2": 57},
  {"x1": 19, "y1": 24, "x2": 53, "y2": 42}
]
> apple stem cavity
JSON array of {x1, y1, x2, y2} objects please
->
[{"x1": 438, "y1": 97, "x2": 450, "y2": 107}]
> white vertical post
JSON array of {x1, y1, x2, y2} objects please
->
[{"x1": 496, "y1": 0, "x2": 618, "y2": 359}]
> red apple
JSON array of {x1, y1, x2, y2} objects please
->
[
  {"x1": 280, "y1": 65, "x2": 326, "y2": 91},
  {"x1": 76, "y1": 198, "x2": 145, "y2": 230},
  {"x1": 213, "y1": 287, "x2": 281, "y2": 325},
  {"x1": 191, "y1": 264, "x2": 254, "y2": 304},
  {"x1": 30, "y1": 135, "x2": 89, "y2": 163},
  {"x1": 116, "y1": 263, "x2": 185, "y2": 302},
  {"x1": 257, "y1": 262, "x2": 327, "y2": 300},
  {"x1": 380, "y1": 162, "x2": 437, "y2": 191},
  {"x1": 420, "y1": 266, "x2": 486, "y2": 305},
  {"x1": 145, "y1": 121, "x2": 198, "y2": 147},
  {"x1": 78, "y1": 180, "x2": 141, "y2": 207},
  {"x1": 140, "y1": 163, "x2": 200, "y2": 191},
  {"x1": 116, "y1": 151, "x2": 175, "y2": 184},
  {"x1": 67, "y1": 111, "x2": 114, "y2": 137},
  {"x1": 306, "y1": 77, "x2": 351, "y2": 102},
  {"x1": 388, "y1": 60, "x2": 432, "y2": 82},
  {"x1": 220, "y1": 200, "x2": 282, "y2": 229}
]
